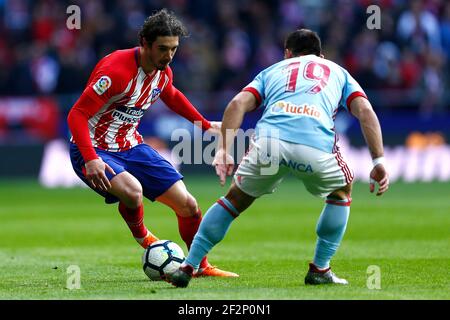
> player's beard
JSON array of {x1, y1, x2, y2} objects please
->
[
  {"x1": 156, "y1": 60, "x2": 170, "y2": 70},
  {"x1": 146, "y1": 53, "x2": 169, "y2": 71}
]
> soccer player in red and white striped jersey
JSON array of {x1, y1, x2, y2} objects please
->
[{"x1": 67, "y1": 9, "x2": 238, "y2": 278}]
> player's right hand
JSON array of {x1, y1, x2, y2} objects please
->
[
  {"x1": 369, "y1": 164, "x2": 389, "y2": 196},
  {"x1": 84, "y1": 158, "x2": 116, "y2": 192},
  {"x1": 206, "y1": 121, "x2": 222, "y2": 136},
  {"x1": 212, "y1": 149, "x2": 234, "y2": 186}
]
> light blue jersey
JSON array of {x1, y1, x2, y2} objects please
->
[{"x1": 243, "y1": 55, "x2": 366, "y2": 153}]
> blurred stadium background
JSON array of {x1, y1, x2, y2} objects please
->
[{"x1": 0, "y1": 0, "x2": 448, "y2": 183}]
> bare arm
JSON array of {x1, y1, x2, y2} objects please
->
[
  {"x1": 350, "y1": 96, "x2": 389, "y2": 195},
  {"x1": 220, "y1": 91, "x2": 258, "y2": 151},
  {"x1": 350, "y1": 96, "x2": 384, "y2": 159},
  {"x1": 67, "y1": 93, "x2": 116, "y2": 192},
  {"x1": 214, "y1": 91, "x2": 257, "y2": 185}
]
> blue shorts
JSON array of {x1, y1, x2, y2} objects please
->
[{"x1": 70, "y1": 143, "x2": 183, "y2": 204}]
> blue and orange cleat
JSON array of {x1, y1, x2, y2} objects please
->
[
  {"x1": 194, "y1": 265, "x2": 239, "y2": 278},
  {"x1": 167, "y1": 264, "x2": 239, "y2": 288}
]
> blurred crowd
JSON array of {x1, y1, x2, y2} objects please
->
[{"x1": 0, "y1": 0, "x2": 448, "y2": 115}]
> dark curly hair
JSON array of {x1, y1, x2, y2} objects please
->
[
  {"x1": 138, "y1": 9, "x2": 189, "y2": 46},
  {"x1": 285, "y1": 29, "x2": 322, "y2": 56}
]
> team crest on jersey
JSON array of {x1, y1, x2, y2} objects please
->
[
  {"x1": 93, "y1": 76, "x2": 112, "y2": 95},
  {"x1": 150, "y1": 88, "x2": 161, "y2": 102}
]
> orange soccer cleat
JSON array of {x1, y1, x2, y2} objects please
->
[
  {"x1": 194, "y1": 265, "x2": 239, "y2": 278},
  {"x1": 137, "y1": 231, "x2": 159, "y2": 249}
]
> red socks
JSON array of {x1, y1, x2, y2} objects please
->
[
  {"x1": 119, "y1": 202, "x2": 209, "y2": 269},
  {"x1": 118, "y1": 202, "x2": 148, "y2": 239},
  {"x1": 176, "y1": 210, "x2": 209, "y2": 269}
]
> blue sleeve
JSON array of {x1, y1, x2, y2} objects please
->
[{"x1": 339, "y1": 69, "x2": 367, "y2": 112}]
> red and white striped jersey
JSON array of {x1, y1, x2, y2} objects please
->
[
  {"x1": 68, "y1": 47, "x2": 210, "y2": 162},
  {"x1": 72, "y1": 47, "x2": 169, "y2": 151}
]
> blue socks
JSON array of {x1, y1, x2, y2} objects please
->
[
  {"x1": 184, "y1": 195, "x2": 349, "y2": 271},
  {"x1": 185, "y1": 197, "x2": 239, "y2": 269},
  {"x1": 313, "y1": 199, "x2": 351, "y2": 269}
]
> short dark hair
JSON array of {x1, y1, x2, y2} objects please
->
[
  {"x1": 139, "y1": 9, "x2": 188, "y2": 46},
  {"x1": 284, "y1": 29, "x2": 322, "y2": 56}
]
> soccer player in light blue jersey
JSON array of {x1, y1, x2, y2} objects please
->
[{"x1": 168, "y1": 29, "x2": 389, "y2": 287}]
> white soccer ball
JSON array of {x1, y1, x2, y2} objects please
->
[{"x1": 142, "y1": 240, "x2": 185, "y2": 281}]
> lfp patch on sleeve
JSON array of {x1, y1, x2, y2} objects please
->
[{"x1": 93, "y1": 76, "x2": 112, "y2": 95}]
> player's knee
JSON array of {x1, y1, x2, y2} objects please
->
[
  {"x1": 186, "y1": 194, "x2": 199, "y2": 215},
  {"x1": 225, "y1": 184, "x2": 255, "y2": 213},
  {"x1": 122, "y1": 184, "x2": 143, "y2": 208},
  {"x1": 328, "y1": 183, "x2": 352, "y2": 201},
  {"x1": 177, "y1": 193, "x2": 198, "y2": 217}
]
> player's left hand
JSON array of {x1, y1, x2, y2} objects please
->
[
  {"x1": 212, "y1": 148, "x2": 234, "y2": 186},
  {"x1": 206, "y1": 121, "x2": 222, "y2": 135},
  {"x1": 369, "y1": 164, "x2": 389, "y2": 196}
]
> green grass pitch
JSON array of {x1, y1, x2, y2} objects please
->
[{"x1": 0, "y1": 176, "x2": 448, "y2": 299}]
